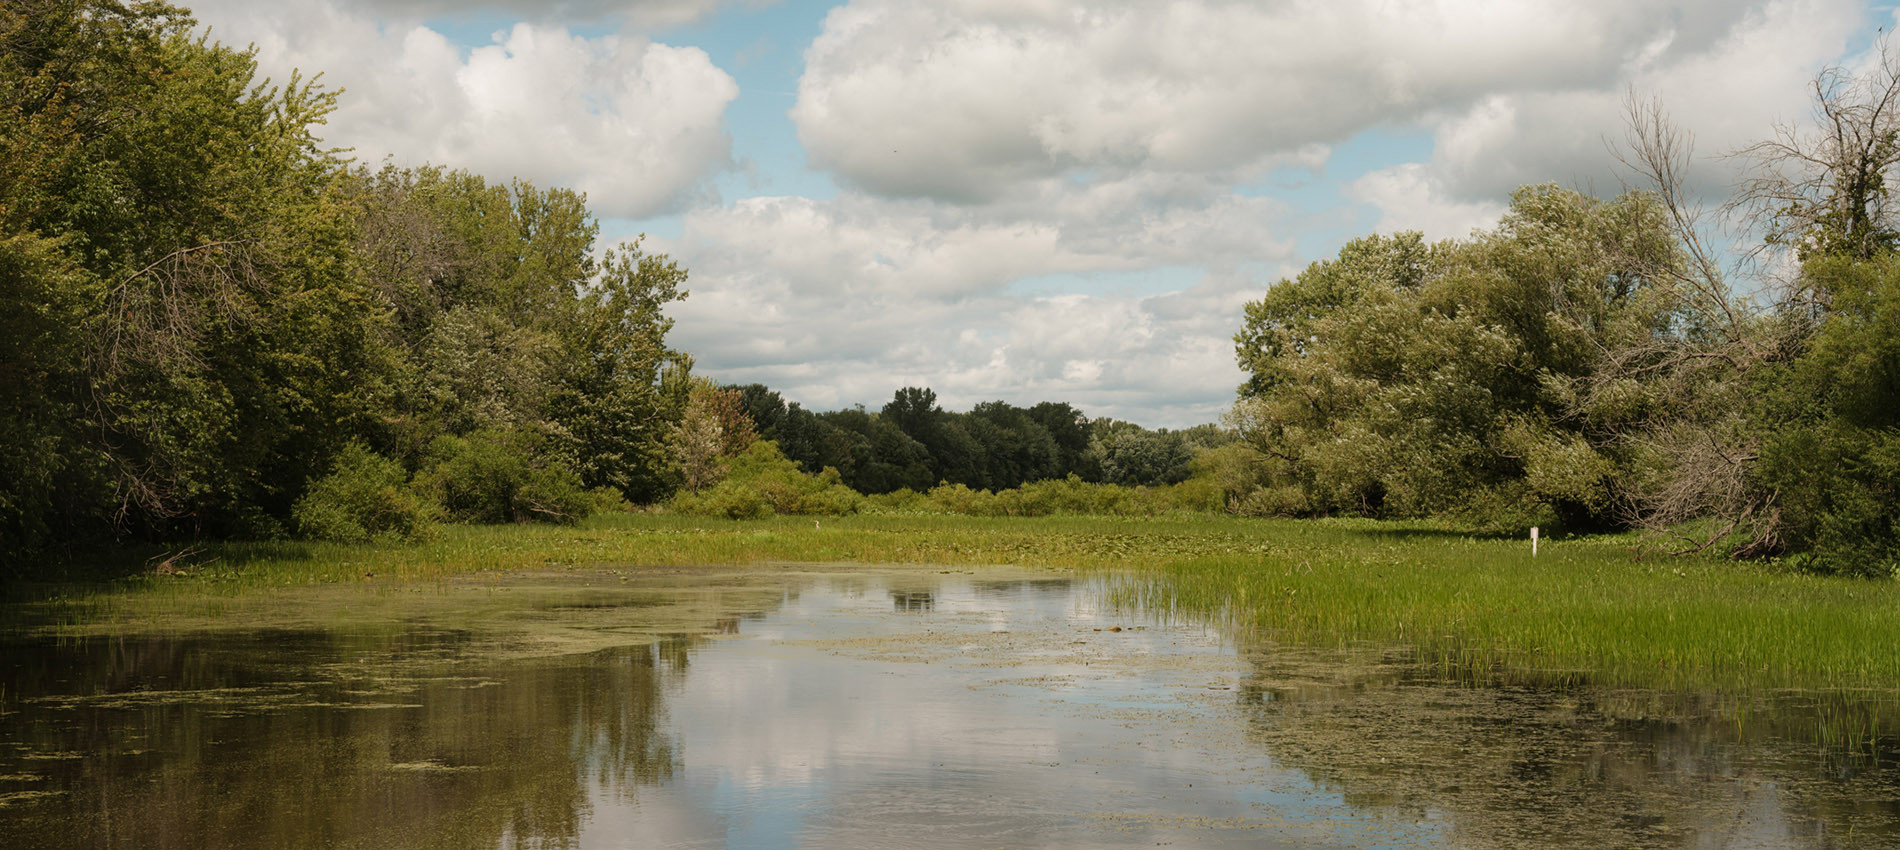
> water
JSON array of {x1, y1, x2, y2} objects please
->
[{"x1": 2, "y1": 568, "x2": 1898, "y2": 848}]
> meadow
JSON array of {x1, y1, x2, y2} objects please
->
[{"x1": 11, "y1": 512, "x2": 1899, "y2": 692}]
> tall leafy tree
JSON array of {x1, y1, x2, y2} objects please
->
[
  {"x1": 2, "y1": 0, "x2": 380, "y2": 545},
  {"x1": 0, "y1": 4, "x2": 693, "y2": 564},
  {"x1": 1231, "y1": 186, "x2": 1683, "y2": 528}
]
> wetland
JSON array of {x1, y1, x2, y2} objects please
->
[{"x1": 6, "y1": 533, "x2": 1900, "y2": 848}]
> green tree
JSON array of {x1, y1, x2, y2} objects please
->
[
  {"x1": 1230, "y1": 186, "x2": 1683, "y2": 529},
  {"x1": 1, "y1": 0, "x2": 384, "y2": 547},
  {"x1": 0, "y1": 5, "x2": 695, "y2": 565},
  {"x1": 665, "y1": 379, "x2": 758, "y2": 493},
  {"x1": 1753, "y1": 254, "x2": 1900, "y2": 575}
]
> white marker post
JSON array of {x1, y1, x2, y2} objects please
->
[{"x1": 1531, "y1": 526, "x2": 1539, "y2": 558}]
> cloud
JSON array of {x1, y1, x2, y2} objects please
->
[
  {"x1": 655, "y1": 186, "x2": 1279, "y2": 426},
  {"x1": 192, "y1": 0, "x2": 740, "y2": 217},
  {"x1": 1347, "y1": 164, "x2": 1506, "y2": 242},
  {"x1": 791, "y1": 0, "x2": 1793, "y2": 203},
  {"x1": 254, "y1": 0, "x2": 761, "y2": 29},
  {"x1": 1423, "y1": 0, "x2": 1863, "y2": 203}
]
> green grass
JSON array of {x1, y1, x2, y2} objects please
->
[
  {"x1": 1111, "y1": 525, "x2": 1900, "y2": 691},
  {"x1": 11, "y1": 511, "x2": 1900, "y2": 691}
]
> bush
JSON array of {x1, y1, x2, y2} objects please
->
[
  {"x1": 1750, "y1": 254, "x2": 1900, "y2": 576},
  {"x1": 1758, "y1": 422, "x2": 1900, "y2": 577},
  {"x1": 414, "y1": 427, "x2": 598, "y2": 524},
  {"x1": 671, "y1": 441, "x2": 863, "y2": 518},
  {"x1": 924, "y1": 482, "x2": 1002, "y2": 516},
  {"x1": 293, "y1": 444, "x2": 436, "y2": 543},
  {"x1": 864, "y1": 487, "x2": 932, "y2": 513},
  {"x1": 885, "y1": 476, "x2": 1206, "y2": 518}
]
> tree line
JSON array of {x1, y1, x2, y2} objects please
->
[{"x1": 719, "y1": 384, "x2": 1230, "y2": 495}]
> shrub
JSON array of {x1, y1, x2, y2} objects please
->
[
  {"x1": 1758, "y1": 422, "x2": 1900, "y2": 578},
  {"x1": 414, "y1": 427, "x2": 597, "y2": 524},
  {"x1": 864, "y1": 487, "x2": 932, "y2": 513},
  {"x1": 671, "y1": 441, "x2": 863, "y2": 517},
  {"x1": 925, "y1": 482, "x2": 1002, "y2": 516},
  {"x1": 293, "y1": 444, "x2": 436, "y2": 543},
  {"x1": 901, "y1": 476, "x2": 1210, "y2": 518}
]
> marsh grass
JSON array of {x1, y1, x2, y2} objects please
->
[
  {"x1": 1109, "y1": 526, "x2": 1900, "y2": 692},
  {"x1": 12, "y1": 512, "x2": 1900, "y2": 692}
]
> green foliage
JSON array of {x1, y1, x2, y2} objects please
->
[
  {"x1": 731, "y1": 383, "x2": 1211, "y2": 495},
  {"x1": 666, "y1": 379, "x2": 760, "y2": 494},
  {"x1": 857, "y1": 474, "x2": 1213, "y2": 518},
  {"x1": 1083, "y1": 419, "x2": 1232, "y2": 487},
  {"x1": 1186, "y1": 443, "x2": 1284, "y2": 516},
  {"x1": 0, "y1": 8, "x2": 690, "y2": 566},
  {"x1": 0, "y1": 0, "x2": 391, "y2": 547},
  {"x1": 292, "y1": 445, "x2": 436, "y2": 543},
  {"x1": 1753, "y1": 254, "x2": 1900, "y2": 576},
  {"x1": 1230, "y1": 186, "x2": 1682, "y2": 530},
  {"x1": 415, "y1": 429, "x2": 594, "y2": 525},
  {"x1": 1235, "y1": 231, "x2": 1447, "y2": 398},
  {"x1": 670, "y1": 442, "x2": 863, "y2": 518},
  {"x1": 346, "y1": 167, "x2": 689, "y2": 504}
]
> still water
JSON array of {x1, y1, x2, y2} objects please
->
[{"x1": 3, "y1": 568, "x2": 1898, "y2": 848}]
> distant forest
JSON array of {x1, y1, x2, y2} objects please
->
[
  {"x1": 3, "y1": 2, "x2": 1897, "y2": 578},
  {"x1": 726, "y1": 385, "x2": 1229, "y2": 495}
]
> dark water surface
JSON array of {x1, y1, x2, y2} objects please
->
[{"x1": 3, "y1": 568, "x2": 1899, "y2": 848}]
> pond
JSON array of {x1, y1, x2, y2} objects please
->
[{"x1": 3, "y1": 566, "x2": 1899, "y2": 848}]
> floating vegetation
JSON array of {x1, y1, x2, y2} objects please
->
[
  {"x1": 386, "y1": 760, "x2": 486, "y2": 773},
  {"x1": 0, "y1": 790, "x2": 65, "y2": 807}
]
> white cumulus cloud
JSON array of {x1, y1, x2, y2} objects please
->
[
  {"x1": 1347, "y1": 163, "x2": 1507, "y2": 241},
  {"x1": 791, "y1": 0, "x2": 1795, "y2": 204},
  {"x1": 1422, "y1": 0, "x2": 1864, "y2": 204},
  {"x1": 192, "y1": 0, "x2": 740, "y2": 217}
]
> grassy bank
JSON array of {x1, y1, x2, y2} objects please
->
[{"x1": 10, "y1": 512, "x2": 1900, "y2": 691}]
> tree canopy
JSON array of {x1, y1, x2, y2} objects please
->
[{"x1": 1, "y1": 1, "x2": 687, "y2": 564}]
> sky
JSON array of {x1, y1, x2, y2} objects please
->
[{"x1": 185, "y1": 0, "x2": 1891, "y2": 428}]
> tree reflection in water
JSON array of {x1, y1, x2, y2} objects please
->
[{"x1": 0, "y1": 630, "x2": 689, "y2": 850}]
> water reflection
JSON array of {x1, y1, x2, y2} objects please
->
[
  {"x1": 888, "y1": 590, "x2": 934, "y2": 611},
  {"x1": 0, "y1": 628, "x2": 683, "y2": 849},
  {"x1": 1233, "y1": 646, "x2": 1900, "y2": 847},
  {"x1": 2, "y1": 571, "x2": 1898, "y2": 848}
]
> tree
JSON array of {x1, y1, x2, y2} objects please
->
[
  {"x1": 1, "y1": 0, "x2": 379, "y2": 544},
  {"x1": 548, "y1": 238, "x2": 690, "y2": 502},
  {"x1": 1026, "y1": 401, "x2": 1091, "y2": 477},
  {"x1": 1235, "y1": 232, "x2": 1445, "y2": 398},
  {"x1": 1731, "y1": 42, "x2": 1900, "y2": 267},
  {"x1": 729, "y1": 384, "x2": 791, "y2": 438},
  {"x1": 881, "y1": 386, "x2": 940, "y2": 438},
  {"x1": 342, "y1": 166, "x2": 690, "y2": 504},
  {"x1": 666, "y1": 381, "x2": 731, "y2": 494},
  {"x1": 1230, "y1": 186, "x2": 1684, "y2": 529},
  {"x1": 966, "y1": 401, "x2": 1060, "y2": 488},
  {"x1": 0, "y1": 5, "x2": 697, "y2": 563},
  {"x1": 1749, "y1": 252, "x2": 1900, "y2": 575}
]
